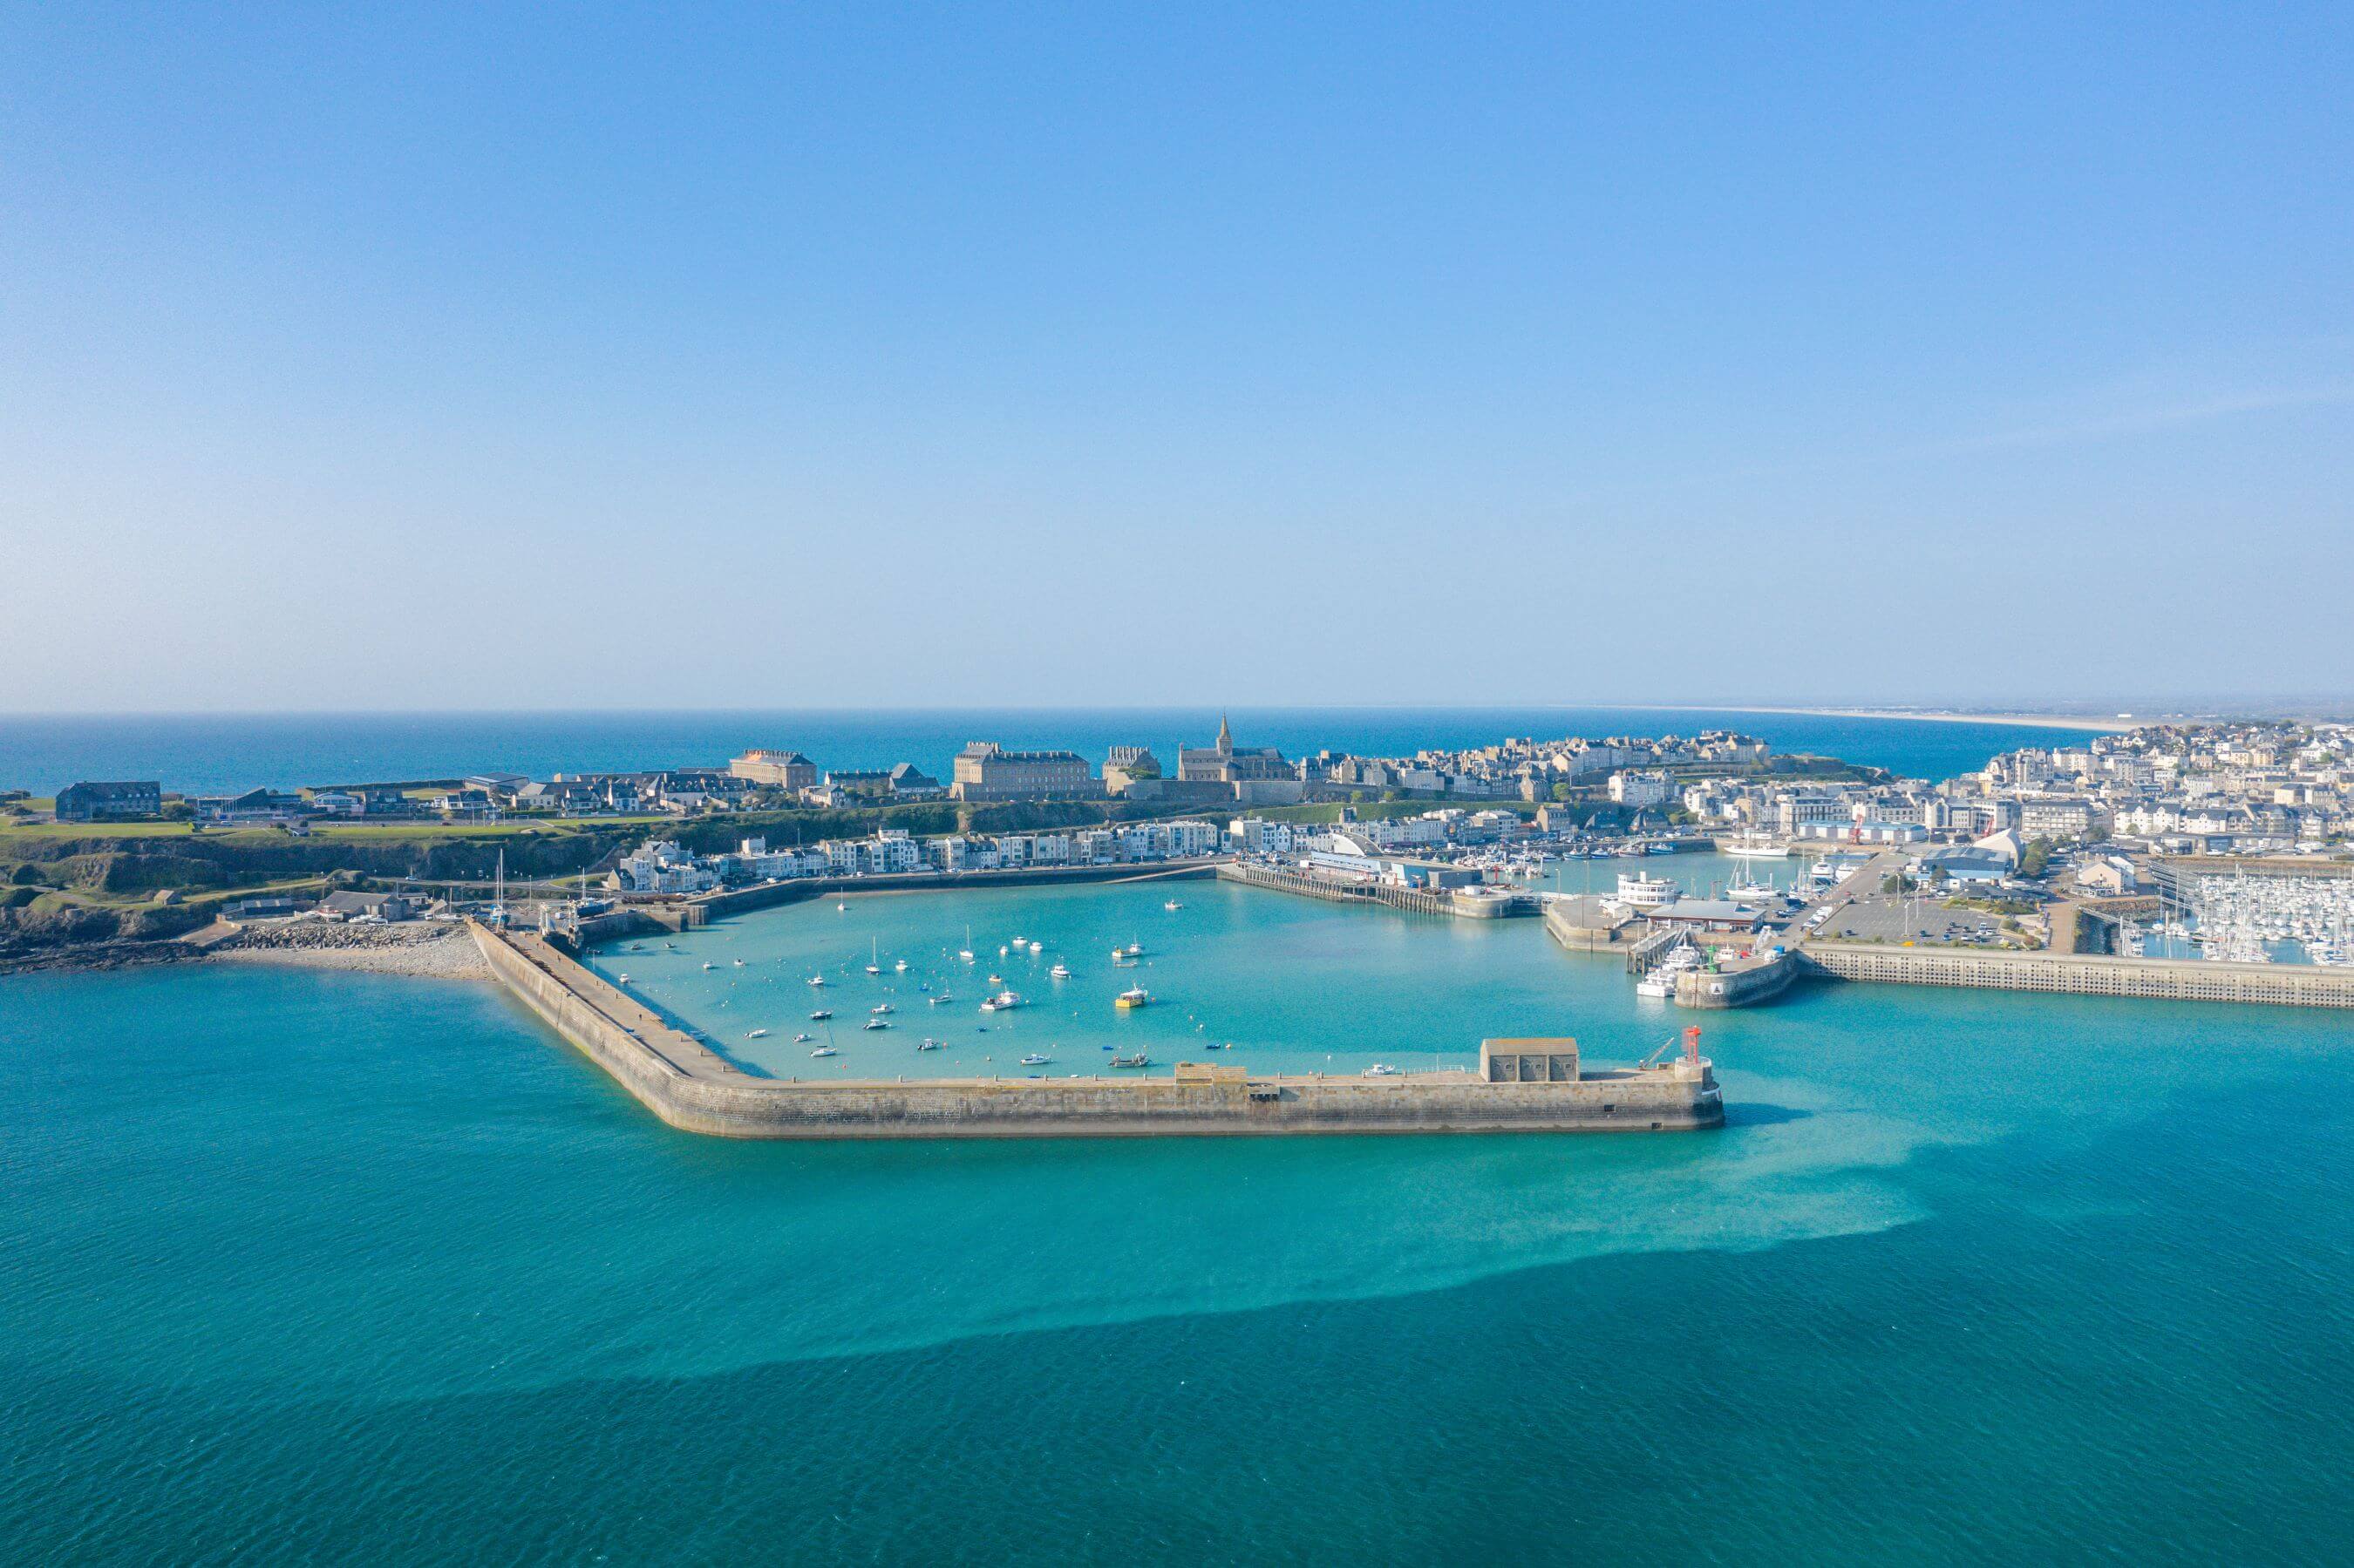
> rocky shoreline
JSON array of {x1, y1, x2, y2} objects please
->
[{"x1": 208, "y1": 920, "x2": 493, "y2": 980}]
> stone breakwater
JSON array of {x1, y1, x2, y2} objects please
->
[
  {"x1": 471, "y1": 922, "x2": 1723, "y2": 1140},
  {"x1": 212, "y1": 920, "x2": 493, "y2": 980}
]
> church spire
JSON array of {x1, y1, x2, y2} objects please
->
[{"x1": 1215, "y1": 711, "x2": 1233, "y2": 751}]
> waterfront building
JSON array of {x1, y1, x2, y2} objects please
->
[{"x1": 949, "y1": 743, "x2": 1102, "y2": 801}]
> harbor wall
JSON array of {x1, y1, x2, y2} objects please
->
[
  {"x1": 1218, "y1": 861, "x2": 1536, "y2": 920},
  {"x1": 1798, "y1": 940, "x2": 2354, "y2": 1008},
  {"x1": 679, "y1": 859, "x2": 1221, "y2": 920},
  {"x1": 471, "y1": 922, "x2": 1721, "y2": 1138},
  {"x1": 1676, "y1": 951, "x2": 1799, "y2": 1009}
]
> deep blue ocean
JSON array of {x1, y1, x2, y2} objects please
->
[{"x1": 0, "y1": 706, "x2": 2096, "y2": 796}]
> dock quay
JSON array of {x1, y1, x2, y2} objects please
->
[
  {"x1": 1796, "y1": 940, "x2": 2354, "y2": 1008},
  {"x1": 469, "y1": 921, "x2": 1720, "y2": 1137},
  {"x1": 1217, "y1": 861, "x2": 1539, "y2": 919}
]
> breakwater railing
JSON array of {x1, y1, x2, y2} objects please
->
[{"x1": 1799, "y1": 940, "x2": 2354, "y2": 1009}]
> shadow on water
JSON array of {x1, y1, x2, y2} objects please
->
[{"x1": 1723, "y1": 1103, "x2": 1813, "y2": 1128}]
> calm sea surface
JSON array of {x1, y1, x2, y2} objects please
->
[
  {"x1": 11, "y1": 708, "x2": 2341, "y2": 1563},
  {"x1": 6, "y1": 869, "x2": 2354, "y2": 1563},
  {"x1": 0, "y1": 706, "x2": 2099, "y2": 795}
]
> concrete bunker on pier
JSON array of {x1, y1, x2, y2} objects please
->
[{"x1": 1480, "y1": 1038, "x2": 1581, "y2": 1083}]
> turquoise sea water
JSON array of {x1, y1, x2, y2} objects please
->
[{"x1": 6, "y1": 873, "x2": 2354, "y2": 1563}]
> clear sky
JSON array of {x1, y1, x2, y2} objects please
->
[{"x1": 3, "y1": 4, "x2": 2350, "y2": 713}]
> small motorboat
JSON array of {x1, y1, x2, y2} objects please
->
[
  {"x1": 745, "y1": 1028, "x2": 769, "y2": 1039},
  {"x1": 732, "y1": 959, "x2": 745, "y2": 967},
  {"x1": 807, "y1": 975, "x2": 827, "y2": 987},
  {"x1": 864, "y1": 1018, "x2": 890, "y2": 1032},
  {"x1": 1164, "y1": 900, "x2": 1184, "y2": 911},
  {"x1": 809, "y1": 1008, "x2": 833, "y2": 1021},
  {"x1": 701, "y1": 961, "x2": 716, "y2": 971},
  {"x1": 870, "y1": 1002, "x2": 895, "y2": 1015},
  {"x1": 1020, "y1": 1053, "x2": 1052, "y2": 1067},
  {"x1": 793, "y1": 1032, "x2": 813, "y2": 1043},
  {"x1": 810, "y1": 1045, "x2": 838, "y2": 1058},
  {"x1": 616, "y1": 973, "x2": 629, "y2": 983},
  {"x1": 1049, "y1": 962, "x2": 1071, "y2": 979},
  {"x1": 1110, "y1": 1052, "x2": 1150, "y2": 1069},
  {"x1": 929, "y1": 993, "x2": 953, "y2": 1005},
  {"x1": 895, "y1": 959, "x2": 908, "y2": 972},
  {"x1": 1362, "y1": 1063, "x2": 1402, "y2": 1077},
  {"x1": 917, "y1": 1037, "x2": 943, "y2": 1051}
]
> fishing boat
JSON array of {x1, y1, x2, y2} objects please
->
[
  {"x1": 745, "y1": 1028, "x2": 769, "y2": 1039},
  {"x1": 870, "y1": 1002, "x2": 895, "y2": 1015},
  {"x1": 1049, "y1": 962, "x2": 1071, "y2": 979},
  {"x1": 917, "y1": 1037, "x2": 943, "y2": 1051},
  {"x1": 863, "y1": 1018, "x2": 890, "y2": 1032},
  {"x1": 809, "y1": 1008, "x2": 833, "y2": 1021},
  {"x1": 1115, "y1": 988, "x2": 1152, "y2": 1009},
  {"x1": 810, "y1": 1045, "x2": 838, "y2": 1058},
  {"x1": 1110, "y1": 1051, "x2": 1150, "y2": 1069},
  {"x1": 980, "y1": 990, "x2": 1023, "y2": 1012}
]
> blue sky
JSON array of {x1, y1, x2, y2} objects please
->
[{"x1": 3, "y1": 3, "x2": 2349, "y2": 712}]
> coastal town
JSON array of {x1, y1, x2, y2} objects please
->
[{"x1": 7, "y1": 716, "x2": 2354, "y2": 1006}]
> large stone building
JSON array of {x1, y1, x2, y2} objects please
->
[
  {"x1": 54, "y1": 781, "x2": 162, "y2": 822},
  {"x1": 949, "y1": 743, "x2": 1103, "y2": 802},
  {"x1": 1178, "y1": 716, "x2": 1294, "y2": 784},
  {"x1": 728, "y1": 750, "x2": 818, "y2": 791}
]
